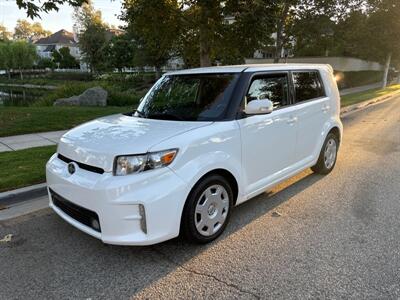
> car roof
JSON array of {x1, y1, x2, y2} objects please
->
[{"x1": 165, "y1": 64, "x2": 333, "y2": 75}]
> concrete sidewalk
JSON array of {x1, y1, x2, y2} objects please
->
[{"x1": 0, "y1": 130, "x2": 66, "y2": 153}]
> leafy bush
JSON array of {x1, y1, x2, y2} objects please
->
[
  {"x1": 44, "y1": 71, "x2": 93, "y2": 81},
  {"x1": 34, "y1": 81, "x2": 145, "y2": 107},
  {"x1": 335, "y1": 71, "x2": 383, "y2": 89},
  {"x1": 36, "y1": 57, "x2": 56, "y2": 70}
]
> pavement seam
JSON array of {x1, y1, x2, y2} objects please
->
[
  {"x1": 36, "y1": 134, "x2": 57, "y2": 144},
  {"x1": 151, "y1": 247, "x2": 261, "y2": 299},
  {"x1": 0, "y1": 141, "x2": 13, "y2": 151}
]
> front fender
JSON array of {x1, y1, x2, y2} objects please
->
[{"x1": 150, "y1": 121, "x2": 243, "y2": 206}]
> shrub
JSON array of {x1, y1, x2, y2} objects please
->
[
  {"x1": 335, "y1": 71, "x2": 383, "y2": 89},
  {"x1": 33, "y1": 81, "x2": 145, "y2": 107}
]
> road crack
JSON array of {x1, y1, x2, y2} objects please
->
[{"x1": 151, "y1": 247, "x2": 260, "y2": 299}]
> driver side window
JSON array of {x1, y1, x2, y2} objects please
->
[{"x1": 246, "y1": 74, "x2": 289, "y2": 109}]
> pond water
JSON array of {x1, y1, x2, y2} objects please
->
[{"x1": 0, "y1": 86, "x2": 49, "y2": 106}]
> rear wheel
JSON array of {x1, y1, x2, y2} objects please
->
[
  {"x1": 181, "y1": 175, "x2": 233, "y2": 243},
  {"x1": 311, "y1": 132, "x2": 339, "y2": 175}
]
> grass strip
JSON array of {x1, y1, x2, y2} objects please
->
[
  {"x1": 341, "y1": 84, "x2": 400, "y2": 107},
  {"x1": 0, "y1": 106, "x2": 129, "y2": 137},
  {"x1": 0, "y1": 145, "x2": 56, "y2": 192}
]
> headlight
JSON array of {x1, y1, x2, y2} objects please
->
[{"x1": 114, "y1": 149, "x2": 178, "y2": 176}]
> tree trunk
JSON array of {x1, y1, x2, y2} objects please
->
[
  {"x1": 19, "y1": 68, "x2": 23, "y2": 80},
  {"x1": 155, "y1": 66, "x2": 162, "y2": 79},
  {"x1": 274, "y1": 3, "x2": 290, "y2": 64},
  {"x1": 382, "y1": 52, "x2": 392, "y2": 88},
  {"x1": 274, "y1": 20, "x2": 283, "y2": 63},
  {"x1": 199, "y1": 28, "x2": 211, "y2": 67},
  {"x1": 7, "y1": 70, "x2": 11, "y2": 79}
]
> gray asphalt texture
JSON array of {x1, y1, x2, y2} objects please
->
[{"x1": 1, "y1": 97, "x2": 399, "y2": 299}]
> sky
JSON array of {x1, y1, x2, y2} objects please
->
[{"x1": 0, "y1": 0, "x2": 124, "y2": 33}]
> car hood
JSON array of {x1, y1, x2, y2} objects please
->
[{"x1": 58, "y1": 114, "x2": 212, "y2": 172}]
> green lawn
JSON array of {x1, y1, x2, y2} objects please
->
[
  {"x1": 341, "y1": 84, "x2": 400, "y2": 107},
  {"x1": 0, "y1": 145, "x2": 56, "y2": 192},
  {"x1": 0, "y1": 106, "x2": 130, "y2": 137}
]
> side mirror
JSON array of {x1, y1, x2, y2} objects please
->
[{"x1": 244, "y1": 99, "x2": 274, "y2": 115}]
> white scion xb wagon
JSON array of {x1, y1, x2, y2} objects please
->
[{"x1": 46, "y1": 64, "x2": 343, "y2": 245}]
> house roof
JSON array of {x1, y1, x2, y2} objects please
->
[{"x1": 35, "y1": 29, "x2": 77, "y2": 46}]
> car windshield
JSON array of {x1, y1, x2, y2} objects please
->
[{"x1": 134, "y1": 73, "x2": 239, "y2": 121}]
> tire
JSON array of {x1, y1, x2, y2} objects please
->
[
  {"x1": 181, "y1": 174, "x2": 233, "y2": 244},
  {"x1": 311, "y1": 132, "x2": 339, "y2": 175}
]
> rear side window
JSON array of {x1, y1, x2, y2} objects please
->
[
  {"x1": 293, "y1": 71, "x2": 325, "y2": 102},
  {"x1": 246, "y1": 73, "x2": 289, "y2": 109}
]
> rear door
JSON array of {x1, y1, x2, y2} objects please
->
[
  {"x1": 291, "y1": 70, "x2": 330, "y2": 164},
  {"x1": 237, "y1": 72, "x2": 298, "y2": 195}
]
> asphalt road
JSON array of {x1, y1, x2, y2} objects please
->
[{"x1": 1, "y1": 97, "x2": 399, "y2": 300}]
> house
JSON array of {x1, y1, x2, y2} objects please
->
[{"x1": 35, "y1": 29, "x2": 80, "y2": 59}]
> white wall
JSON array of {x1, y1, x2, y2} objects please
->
[{"x1": 245, "y1": 56, "x2": 383, "y2": 72}]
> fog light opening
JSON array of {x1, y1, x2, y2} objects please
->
[
  {"x1": 139, "y1": 204, "x2": 147, "y2": 234},
  {"x1": 91, "y1": 219, "x2": 100, "y2": 231}
]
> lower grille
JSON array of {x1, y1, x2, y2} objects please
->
[{"x1": 50, "y1": 189, "x2": 101, "y2": 232}]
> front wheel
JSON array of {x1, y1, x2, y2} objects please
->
[
  {"x1": 311, "y1": 132, "x2": 339, "y2": 175},
  {"x1": 181, "y1": 175, "x2": 233, "y2": 243}
]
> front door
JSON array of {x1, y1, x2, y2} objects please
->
[{"x1": 237, "y1": 72, "x2": 298, "y2": 197}]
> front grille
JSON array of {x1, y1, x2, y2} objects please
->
[
  {"x1": 57, "y1": 154, "x2": 104, "y2": 174},
  {"x1": 50, "y1": 189, "x2": 101, "y2": 232}
]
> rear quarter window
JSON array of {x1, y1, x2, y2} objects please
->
[{"x1": 293, "y1": 71, "x2": 325, "y2": 102}]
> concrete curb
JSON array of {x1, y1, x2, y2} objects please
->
[
  {"x1": 0, "y1": 183, "x2": 47, "y2": 208},
  {"x1": 1, "y1": 90, "x2": 399, "y2": 209},
  {"x1": 340, "y1": 90, "x2": 400, "y2": 117}
]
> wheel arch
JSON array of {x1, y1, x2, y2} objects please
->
[
  {"x1": 328, "y1": 126, "x2": 341, "y2": 145},
  {"x1": 187, "y1": 168, "x2": 239, "y2": 206}
]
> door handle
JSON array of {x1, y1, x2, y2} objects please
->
[
  {"x1": 322, "y1": 105, "x2": 330, "y2": 112},
  {"x1": 287, "y1": 116, "x2": 298, "y2": 125}
]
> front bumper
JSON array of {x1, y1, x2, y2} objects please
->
[{"x1": 46, "y1": 153, "x2": 188, "y2": 246}]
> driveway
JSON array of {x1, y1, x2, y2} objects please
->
[{"x1": 0, "y1": 96, "x2": 399, "y2": 299}]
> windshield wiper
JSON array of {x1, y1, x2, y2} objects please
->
[
  {"x1": 147, "y1": 113, "x2": 184, "y2": 121},
  {"x1": 133, "y1": 109, "x2": 146, "y2": 118}
]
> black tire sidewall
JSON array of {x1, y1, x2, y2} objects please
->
[
  {"x1": 313, "y1": 132, "x2": 339, "y2": 174},
  {"x1": 181, "y1": 175, "x2": 233, "y2": 243}
]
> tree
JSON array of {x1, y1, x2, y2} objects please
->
[
  {"x1": 15, "y1": 0, "x2": 86, "y2": 19},
  {"x1": 0, "y1": 24, "x2": 12, "y2": 41},
  {"x1": 9, "y1": 40, "x2": 37, "y2": 79},
  {"x1": 331, "y1": 0, "x2": 400, "y2": 87},
  {"x1": 217, "y1": 0, "x2": 275, "y2": 65},
  {"x1": 121, "y1": 0, "x2": 181, "y2": 77},
  {"x1": 31, "y1": 22, "x2": 52, "y2": 39},
  {"x1": 0, "y1": 42, "x2": 13, "y2": 78},
  {"x1": 74, "y1": 1, "x2": 110, "y2": 73},
  {"x1": 37, "y1": 57, "x2": 56, "y2": 69},
  {"x1": 266, "y1": 0, "x2": 364, "y2": 62},
  {"x1": 290, "y1": 14, "x2": 337, "y2": 57},
  {"x1": 106, "y1": 34, "x2": 136, "y2": 72},
  {"x1": 73, "y1": 0, "x2": 103, "y2": 32},
  {"x1": 52, "y1": 47, "x2": 79, "y2": 68},
  {"x1": 365, "y1": 0, "x2": 400, "y2": 87},
  {"x1": 79, "y1": 23, "x2": 109, "y2": 73},
  {"x1": 13, "y1": 19, "x2": 32, "y2": 40},
  {"x1": 13, "y1": 19, "x2": 51, "y2": 40}
]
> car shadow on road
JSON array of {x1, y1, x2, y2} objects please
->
[{"x1": 0, "y1": 170, "x2": 324, "y2": 299}]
